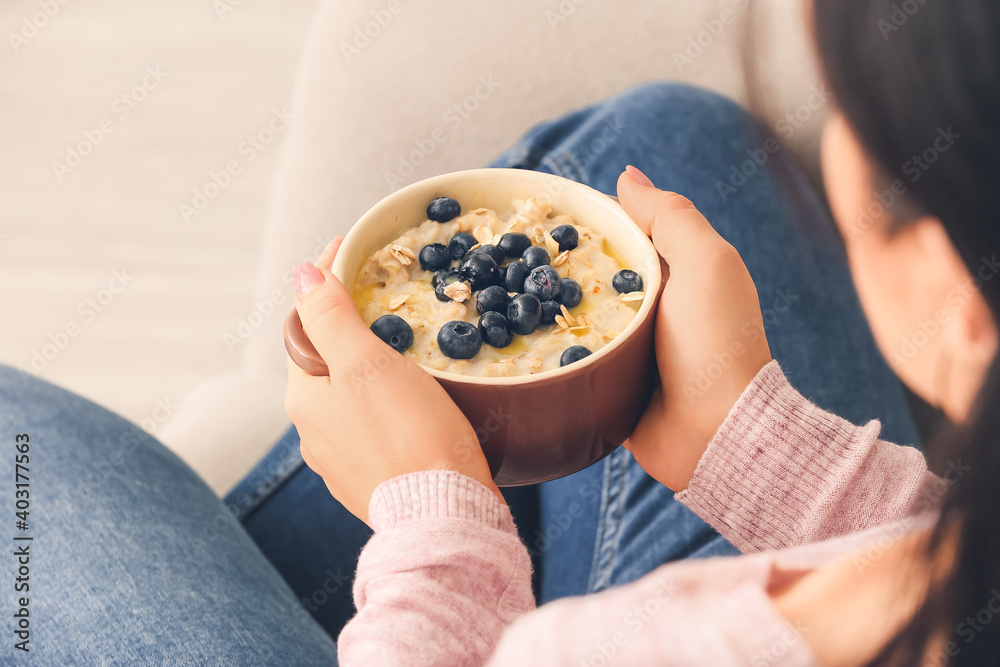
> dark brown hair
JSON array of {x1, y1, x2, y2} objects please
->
[{"x1": 812, "y1": 2, "x2": 1000, "y2": 665}]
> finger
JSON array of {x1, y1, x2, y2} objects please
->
[
  {"x1": 285, "y1": 355, "x2": 307, "y2": 420},
  {"x1": 286, "y1": 353, "x2": 312, "y2": 385},
  {"x1": 292, "y1": 262, "x2": 377, "y2": 366},
  {"x1": 315, "y1": 236, "x2": 344, "y2": 271},
  {"x1": 616, "y1": 169, "x2": 721, "y2": 267},
  {"x1": 285, "y1": 355, "x2": 325, "y2": 418}
]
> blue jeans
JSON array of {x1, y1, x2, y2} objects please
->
[{"x1": 0, "y1": 83, "x2": 919, "y2": 664}]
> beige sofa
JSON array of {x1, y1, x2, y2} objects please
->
[{"x1": 160, "y1": 0, "x2": 828, "y2": 493}]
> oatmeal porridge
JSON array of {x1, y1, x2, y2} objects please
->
[{"x1": 352, "y1": 195, "x2": 645, "y2": 377}]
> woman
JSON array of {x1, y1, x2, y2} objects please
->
[{"x1": 3, "y1": 0, "x2": 997, "y2": 664}]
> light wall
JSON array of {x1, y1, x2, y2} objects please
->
[{"x1": 0, "y1": 0, "x2": 318, "y2": 427}]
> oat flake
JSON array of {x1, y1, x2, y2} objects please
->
[
  {"x1": 559, "y1": 305, "x2": 577, "y2": 327},
  {"x1": 543, "y1": 233, "x2": 560, "y2": 257},
  {"x1": 391, "y1": 244, "x2": 415, "y2": 266},
  {"x1": 443, "y1": 282, "x2": 471, "y2": 302},
  {"x1": 473, "y1": 226, "x2": 493, "y2": 245}
]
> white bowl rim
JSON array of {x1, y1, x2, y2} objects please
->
[{"x1": 333, "y1": 168, "x2": 661, "y2": 387}]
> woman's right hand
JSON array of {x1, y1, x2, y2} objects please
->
[
  {"x1": 285, "y1": 239, "x2": 503, "y2": 526},
  {"x1": 617, "y1": 166, "x2": 772, "y2": 491}
]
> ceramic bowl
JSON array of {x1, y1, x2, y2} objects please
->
[{"x1": 284, "y1": 168, "x2": 664, "y2": 486}]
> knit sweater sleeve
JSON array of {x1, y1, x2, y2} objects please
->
[
  {"x1": 336, "y1": 470, "x2": 535, "y2": 666},
  {"x1": 675, "y1": 360, "x2": 944, "y2": 553}
]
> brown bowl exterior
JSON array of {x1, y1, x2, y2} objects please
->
[
  {"x1": 437, "y1": 277, "x2": 662, "y2": 486},
  {"x1": 284, "y1": 309, "x2": 330, "y2": 377},
  {"x1": 284, "y1": 168, "x2": 665, "y2": 487},
  {"x1": 283, "y1": 257, "x2": 665, "y2": 486}
]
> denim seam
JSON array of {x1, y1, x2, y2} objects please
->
[
  {"x1": 227, "y1": 450, "x2": 305, "y2": 521},
  {"x1": 495, "y1": 146, "x2": 533, "y2": 169},
  {"x1": 587, "y1": 448, "x2": 628, "y2": 593},
  {"x1": 538, "y1": 152, "x2": 584, "y2": 183},
  {"x1": 552, "y1": 149, "x2": 589, "y2": 185}
]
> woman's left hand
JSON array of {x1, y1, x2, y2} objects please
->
[{"x1": 285, "y1": 238, "x2": 503, "y2": 525}]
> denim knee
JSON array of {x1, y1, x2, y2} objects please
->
[
  {"x1": 511, "y1": 82, "x2": 762, "y2": 193},
  {"x1": 0, "y1": 364, "x2": 42, "y2": 395},
  {"x1": 596, "y1": 82, "x2": 756, "y2": 147},
  {"x1": 0, "y1": 365, "x2": 191, "y2": 499},
  {"x1": 0, "y1": 365, "x2": 125, "y2": 433}
]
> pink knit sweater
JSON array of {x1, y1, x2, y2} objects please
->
[{"x1": 337, "y1": 361, "x2": 943, "y2": 665}]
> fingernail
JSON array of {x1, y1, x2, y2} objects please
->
[
  {"x1": 626, "y1": 165, "x2": 655, "y2": 188},
  {"x1": 293, "y1": 262, "x2": 325, "y2": 297}
]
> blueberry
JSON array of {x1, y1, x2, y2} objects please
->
[
  {"x1": 472, "y1": 244, "x2": 505, "y2": 266},
  {"x1": 432, "y1": 267, "x2": 458, "y2": 288},
  {"x1": 370, "y1": 314, "x2": 413, "y2": 353},
  {"x1": 550, "y1": 225, "x2": 579, "y2": 252},
  {"x1": 459, "y1": 253, "x2": 501, "y2": 291},
  {"x1": 522, "y1": 246, "x2": 551, "y2": 270},
  {"x1": 433, "y1": 268, "x2": 462, "y2": 302},
  {"x1": 438, "y1": 320, "x2": 482, "y2": 359},
  {"x1": 540, "y1": 300, "x2": 562, "y2": 325},
  {"x1": 418, "y1": 243, "x2": 451, "y2": 272},
  {"x1": 478, "y1": 311, "x2": 513, "y2": 348},
  {"x1": 612, "y1": 269, "x2": 643, "y2": 294},
  {"x1": 503, "y1": 260, "x2": 530, "y2": 293},
  {"x1": 427, "y1": 197, "x2": 461, "y2": 223},
  {"x1": 524, "y1": 265, "x2": 562, "y2": 301},
  {"x1": 476, "y1": 285, "x2": 510, "y2": 315},
  {"x1": 560, "y1": 345, "x2": 592, "y2": 367},
  {"x1": 555, "y1": 277, "x2": 583, "y2": 308},
  {"x1": 507, "y1": 293, "x2": 542, "y2": 335},
  {"x1": 498, "y1": 233, "x2": 532, "y2": 258},
  {"x1": 448, "y1": 232, "x2": 477, "y2": 260}
]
